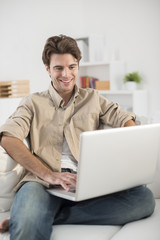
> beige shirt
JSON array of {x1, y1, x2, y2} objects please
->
[{"x1": 0, "y1": 84, "x2": 136, "y2": 190}]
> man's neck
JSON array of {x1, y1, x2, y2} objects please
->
[
  {"x1": 61, "y1": 91, "x2": 74, "y2": 106},
  {"x1": 51, "y1": 82, "x2": 75, "y2": 106}
]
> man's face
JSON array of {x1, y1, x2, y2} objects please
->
[{"x1": 46, "y1": 53, "x2": 79, "y2": 96}]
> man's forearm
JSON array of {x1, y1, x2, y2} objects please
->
[
  {"x1": 0, "y1": 136, "x2": 76, "y2": 190},
  {"x1": 1, "y1": 135, "x2": 53, "y2": 182}
]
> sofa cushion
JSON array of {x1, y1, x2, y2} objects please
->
[
  {"x1": 0, "y1": 138, "x2": 29, "y2": 212},
  {"x1": 0, "y1": 140, "x2": 27, "y2": 213},
  {"x1": 0, "y1": 138, "x2": 29, "y2": 173},
  {"x1": 0, "y1": 210, "x2": 121, "y2": 240},
  {"x1": 0, "y1": 231, "x2": 9, "y2": 240},
  {"x1": 51, "y1": 225, "x2": 121, "y2": 240},
  {"x1": 0, "y1": 147, "x2": 17, "y2": 172},
  {"x1": 0, "y1": 165, "x2": 23, "y2": 213}
]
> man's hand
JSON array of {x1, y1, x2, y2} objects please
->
[
  {"x1": 124, "y1": 119, "x2": 136, "y2": 127},
  {"x1": 46, "y1": 171, "x2": 77, "y2": 191}
]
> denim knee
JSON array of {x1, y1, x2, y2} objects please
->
[
  {"x1": 140, "y1": 186, "x2": 155, "y2": 217},
  {"x1": 9, "y1": 182, "x2": 60, "y2": 240},
  {"x1": 9, "y1": 206, "x2": 49, "y2": 240},
  {"x1": 121, "y1": 185, "x2": 155, "y2": 223}
]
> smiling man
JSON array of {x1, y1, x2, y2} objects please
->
[
  {"x1": 45, "y1": 53, "x2": 79, "y2": 106},
  {"x1": 0, "y1": 35, "x2": 155, "y2": 240}
]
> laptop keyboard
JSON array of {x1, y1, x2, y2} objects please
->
[{"x1": 69, "y1": 186, "x2": 76, "y2": 193}]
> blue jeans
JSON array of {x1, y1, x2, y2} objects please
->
[{"x1": 9, "y1": 182, "x2": 155, "y2": 240}]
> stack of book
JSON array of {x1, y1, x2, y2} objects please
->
[
  {"x1": 80, "y1": 76, "x2": 99, "y2": 89},
  {"x1": 0, "y1": 80, "x2": 30, "y2": 98},
  {"x1": 80, "y1": 76, "x2": 110, "y2": 90}
]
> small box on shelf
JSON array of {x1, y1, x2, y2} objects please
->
[{"x1": 95, "y1": 81, "x2": 110, "y2": 90}]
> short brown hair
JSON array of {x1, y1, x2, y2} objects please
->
[{"x1": 42, "y1": 35, "x2": 82, "y2": 67}]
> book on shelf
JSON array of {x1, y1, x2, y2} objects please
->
[
  {"x1": 0, "y1": 80, "x2": 30, "y2": 98},
  {"x1": 79, "y1": 76, "x2": 110, "y2": 90},
  {"x1": 80, "y1": 76, "x2": 99, "y2": 89}
]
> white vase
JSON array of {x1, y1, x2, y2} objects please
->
[{"x1": 125, "y1": 82, "x2": 137, "y2": 91}]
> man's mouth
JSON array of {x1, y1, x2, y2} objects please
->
[{"x1": 60, "y1": 79, "x2": 72, "y2": 84}]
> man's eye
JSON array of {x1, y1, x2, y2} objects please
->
[
  {"x1": 55, "y1": 67, "x2": 63, "y2": 71},
  {"x1": 69, "y1": 65, "x2": 77, "y2": 70},
  {"x1": 69, "y1": 66, "x2": 74, "y2": 70}
]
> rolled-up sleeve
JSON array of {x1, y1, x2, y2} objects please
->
[
  {"x1": 0, "y1": 96, "x2": 33, "y2": 141},
  {"x1": 99, "y1": 94, "x2": 136, "y2": 127}
]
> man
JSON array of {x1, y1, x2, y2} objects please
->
[{"x1": 0, "y1": 35, "x2": 155, "y2": 239}]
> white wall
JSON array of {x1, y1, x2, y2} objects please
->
[{"x1": 0, "y1": 0, "x2": 160, "y2": 120}]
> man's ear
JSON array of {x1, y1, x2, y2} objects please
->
[{"x1": 45, "y1": 65, "x2": 50, "y2": 74}]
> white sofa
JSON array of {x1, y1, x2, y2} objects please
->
[{"x1": 0, "y1": 131, "x2": 160, "y2": 240}]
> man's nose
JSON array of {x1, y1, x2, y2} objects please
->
[{"x1": 62, "y1": 68, "x2": 70, "y2": 77}]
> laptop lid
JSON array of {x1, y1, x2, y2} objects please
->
[{"x1": 47, "y1": 124, "x2": 160, "y2": 201}]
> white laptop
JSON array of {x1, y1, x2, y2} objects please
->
[{"x1": 47, "y1": 123, "x2": 160, "y2": 201}]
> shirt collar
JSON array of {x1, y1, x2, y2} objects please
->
[{"x1": 48, "y1": 82, "x2": 79, "y2": 108}]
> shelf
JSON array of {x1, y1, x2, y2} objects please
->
[
  {"x1": 79, "y1": 60, "x2": 122, "y2": 67},
  {"x1": 99, "y1": 90, "x2": 131, "y2": 95},
  {"x1": 79, "y1": 61, "x2": 125, "y2": 90},
  {"x1": 98, "y1": 90, "x2": 147, "y2": 95},
  {"x1": 80, "y1": 61, "x2": 109, "y2": 67}
]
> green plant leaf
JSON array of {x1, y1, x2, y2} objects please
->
[{"x1": 123, "y1": 72, "x2": 141, "y2": 83}]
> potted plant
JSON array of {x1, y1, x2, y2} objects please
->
[{"x1": 123, "y1": 72, "x2": 142, "y2": 91}]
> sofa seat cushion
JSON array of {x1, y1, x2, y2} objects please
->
[
  {"x1": 0, "y1": 232, "x2": 9, "y2": 240},
  {"x1": 51, "y1": 224, "x2": 121, "y2": 240},
  {"x1": 0, "y1": 211, "x2": 121, "y2": 240},
  {"x1": 111, "y1": 199, "x2": 160, "y2": 240}
]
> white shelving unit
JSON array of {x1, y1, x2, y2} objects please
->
[
  {"x1": 76, "y1": 35, "x2": 106, "y2": 63},
  {"x1": 98, "y1": 90, "x2": 148, "y2": 117},
  {"x1": 76, "y1": 35, "x2": 148, "y2": 118},
  {"x1": 78, "y1": 61, "x2": 125, "y2": 90},
  {"x1": 76, "y1": 35, "x2": 125, "y2": 90}
]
